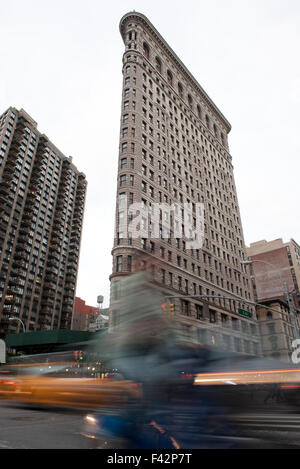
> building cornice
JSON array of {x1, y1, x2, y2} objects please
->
[{"x1": 119, "y1": 11, "x2": 232, "y2": 134}]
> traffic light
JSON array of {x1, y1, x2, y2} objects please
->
[
  {"x1": 79, "y1": 351, "x2": 84, "y2": 361},
  {"x1": 161, "y1": 302, "x2": 175, "y2": 315},
  {"x1": 74, "y1": 351, "x2": 79, "y2": 362}
]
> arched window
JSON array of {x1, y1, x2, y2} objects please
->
[
  {"x1": 188, "y1": 94, "x2": 193, "y2": 108},
  {"x1": 221, "y1": 132, "x2": 226, "y2": 146},
  {"x1": 178, "y1": 82, "x2": 183, "y2": 98},
  {"x1": 143, "y1": 42, "x2": 150, "y2": 59},
  {"x1": 167, "y1": 69, "x2": 173, "y2": 85},
  {"x1": 155, "y1": 56, "x2": 162, "y2": 73}
]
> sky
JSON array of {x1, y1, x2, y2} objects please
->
[{"x1": 1, "y1": 0, "x2": 299, "y2": 307}]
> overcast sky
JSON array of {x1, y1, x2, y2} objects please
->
[{"x1": 1, "y1": 0, "x2": 299, "y2": 307}]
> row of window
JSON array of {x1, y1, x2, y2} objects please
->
[{"x1": 140, "y1": 43, "x2": 227, "y2": 146}]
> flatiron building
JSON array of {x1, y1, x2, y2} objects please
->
[{"x1": 110, "y1": 12, "x2": 260, "y2": 356}]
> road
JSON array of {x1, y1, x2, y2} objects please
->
[
  {"x1": 1, "y1": 400, "x2": 300, "y2": 449},
  {"x1": 0, "y1": 401, "x2": 90, "y2": 449}
]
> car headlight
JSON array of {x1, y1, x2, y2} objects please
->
[{"x1": 85, "y1": 415, "x2": 97, "y2": 425}]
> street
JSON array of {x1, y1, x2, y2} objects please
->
[
  {"x1": 0, "y1": 401, "x2": 90, "y2": 449},
  {"x1": 1, "y1": 400, "x2": 300, "y2": 449}
]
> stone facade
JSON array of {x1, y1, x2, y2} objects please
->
[
  {"x1": 256, "y1": 299, "x2": 296, "y2": 362},
  {"x1": 110, "y1": 12, "x2": 260, "y2": 356}
]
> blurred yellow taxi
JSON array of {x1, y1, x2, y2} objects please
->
[{"x1": 1, "y1": 364, "x2": 141, "y2": 409}]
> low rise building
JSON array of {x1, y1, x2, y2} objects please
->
[
  {"x1": 256, "y1": 299, "x2": 296, "y2": 362},
  {"x1": 72, "y1": 297, "x2": 98, "y2": 331},
  {"x1": 89, "y1": 308, "x2": 109, "y2": 332}
]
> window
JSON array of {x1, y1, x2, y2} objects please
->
[
  {"x1": 209, "y1": 310, "x2": 216, "y2": 323},
  {"x1": 205, "y1": 114, "x2": 210, "y2": 129},
  {"x1": 120, "y1": 175, "x2": 126, "y2": 187},
  {"x1": 196, "y1": 304, "x2": 203, "y2": 319},
  {"x1": 143, "y1": 42, "x2": 150, "y2": 59},
  {"x1": 155, "y1": 56, "x2": 162, "y2": 73},
  {"x1": 116, "y1": 255, "x2": 123, "y2": 272},
  {"x1": 178, "y1": 82, "x2": 183, "y2": 98},
  {"x1": 181, "y1": 300, "x2": 189, "y2": 316},
  {"x1": 167, "y1": 69, "x2": 173, "y2": 85},
  {"x1": 213, "y1": 123, "x2": 218, "y2": 137},
  {"x1": 119, "y1": 193, "x2": 126, "y2": 208},
  {"x1": 197, "y1": 104, "x2": 202, "y2": 120}
]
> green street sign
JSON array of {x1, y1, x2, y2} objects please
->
[{"x1": 238, "y1": 308, "x2": 252, "y2": 319}]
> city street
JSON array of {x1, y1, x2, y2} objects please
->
[
  {"x1": 0, "y1": 401, "x2": 89, "y2": 449},
  {"x1": 1, "y1": 400, "x2": 300, "y2": 449}
]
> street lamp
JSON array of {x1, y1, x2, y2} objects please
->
[
  {"x1": 8, "y1": 317, "x2": 26, "y2": 333},
  {"x1": 241, "y1": 259, "x2": 299, "y2": 338}
]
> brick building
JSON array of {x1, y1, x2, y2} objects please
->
[
  {"x1": 246, "y1": 239, "x2": 300, "y2": 311},
  {"x1": 72, "y1": 297, "x2": 99, "y2": 331},
  {"x1": 109, "y1": 12, "x2": 260, "y2": 356}
]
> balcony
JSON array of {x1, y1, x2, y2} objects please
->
[
  {"x1": 12, "y1": 259, "x2": 27, "y2": 269},
  {"x1": 66, "y1": 273, "x2": 76, "y2": 282},
  {"x1": 47, "y1": 259, "x2": 59, "y2": 269},
  {"x1": 4, "y1": 162, "x2": 15, "y2": 175},
  {"x1": 48, "y1": 250, "x2": 60, "y2": 261},
  {"x1": 63, "y1": 298, "x2": 73, "y2": 306},
  {"x1": 43, "y1": 282, "x2": 56, "y2": 291},
  {"x1": 0, "y1": 184, "x2": 10, "y2": 195},
  {"x1": 45, "y1": 272, "x2": 56, "y2": 282},
  {"x1": 14, "y1": 250, "x2": 25, "y2": 260},
  {"x1": 21, "y1": 219, "x2": 31, "y2": 229},
  {"x1": 37, "y1": 135, "x2": 48, "y2": 150},
  {"x1": 41, "y1": 297, "x2": 54, "y2": 307}
]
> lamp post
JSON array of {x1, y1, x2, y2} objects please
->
[
  {"x1": 8, "y1": 317, "x2": 26, "y2": 334},
  {"x1": 241, "y1": 259, "x2": 299, "y2": 339}
]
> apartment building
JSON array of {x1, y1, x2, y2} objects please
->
[{"x1": 0, "y1": 107, "x2": 87, "y2": 335}]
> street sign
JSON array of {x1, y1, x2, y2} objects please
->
[{"x1": 238, "y1": 308, "x2": 252, "y2": 319}]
